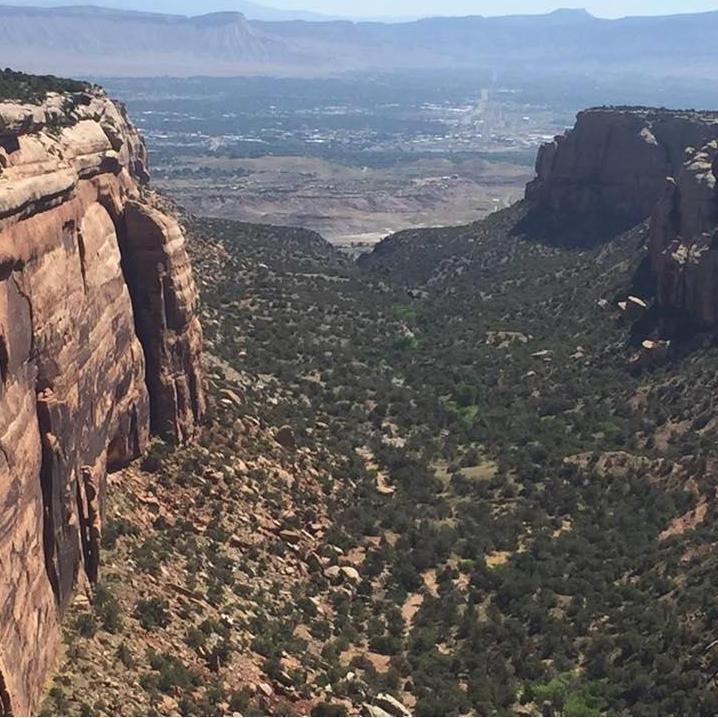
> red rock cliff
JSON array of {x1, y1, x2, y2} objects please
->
[
  {"x1": 526, "y1": 107, "x2": 718, "y2": 226},
  {"x1": 0, "y1": 89, "x2": 205, "y2": 715},
  {"x1": 527, "y1": 106, "x2": 718, "y2": 329},
  {"x1": 650, "y1": 139, "x2": 718, "y2": 328}
]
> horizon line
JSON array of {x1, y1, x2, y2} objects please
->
[{"x1": 2, "y1": 3, "x2": 718, "y2": 22}]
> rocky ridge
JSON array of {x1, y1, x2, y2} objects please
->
[
  {"x1": 0, "y1": 87, "x2": 204, "y2": 715},
  {"x1": 2, "y1": 6, "x2": 718, "y2": 78}
]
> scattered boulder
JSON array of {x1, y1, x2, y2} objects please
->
[
  {"x1": 219, "y1": 388, "x2": 244, "y2": 407},
  {"x1": 279, "y1": 529, "x2": 302, "y2": 545},
  {"x1": 340, "y1": 566, "x2": 360, "y2": 583},
  {"x1": 374, "y1": 693, "x2": 412, "y2": 717},
  {"x1": 324, "y1": 565, "x2": 342, "y2": 581},
  {"x1": 406, "y1": 288, "x2": 429, "y2": 300},
  {"x1": 531, "y1": 349, "x2": 552, "y2": 361},
  {"x1": 629, "y1": 339, "x2": 671, "y2": 371},
  {"x1": 618, "y1": 295, "x2": 648, "y2": 321},
  {"x1": 323, "y1": 564, "x2": 361, "y2": 586}
]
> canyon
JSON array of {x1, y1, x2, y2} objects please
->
[
  {"x1": 2, "y1": 74, "x2": 718, "y2": 718},
  {"x1": 0, "y1": 86, "x2": 204, "y2": 715}
]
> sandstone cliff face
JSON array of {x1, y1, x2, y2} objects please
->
[
  {"x1": 0, "y1": 89, "x2": 204, "y2": 715},
  {"x1": 526, "y1": 107, "x2": 718, "y2": 227},
  {"x1": 527, "y1": 106, "x2": 718, "y2": 331},
  {"x1": 650, "y1": 139, "x2": 718, "y2": 328}
]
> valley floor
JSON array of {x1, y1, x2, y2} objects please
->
[{"x1": 43, "y1": 206, "x2": 718, "y2": 716}]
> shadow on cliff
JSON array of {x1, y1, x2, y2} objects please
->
[
  {"x1": 512, "y1": 205, "x2": 718, "y2": 359},
  {"x1": 630, "y1": 304, "x2": 714, "y2": 349},
  {"x1": 625, "y1": 255, "x2": 718, "y2": 364},
  {"x1": 511, "y1": 204, "x2": 641, "y2": 249}
]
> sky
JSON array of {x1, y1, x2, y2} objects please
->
[{"x1": 268, "y1": 0, "x2": 718, "y2": 18}]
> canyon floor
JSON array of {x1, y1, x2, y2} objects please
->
[{"x1": 41, "y1": 205, "x2": 718, "y2": 717}]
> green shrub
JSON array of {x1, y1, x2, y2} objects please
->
[
  {"x1": 75, "y1": 612, "x2": 97, "y2": 638},
  {"x1": 134, "y1": 598, "x2": 170, "y2": 630},
  {"x1": 94, "y1": 583, "x2": 123, "y2": 633}
]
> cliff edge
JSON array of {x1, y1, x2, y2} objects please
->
[
  {"x1": 527, "y1": 106, "x2": 718, "y2": 331},
  {"x1": 0, "y1": 83, "x2": 205, "y2": 715},
  {"x1": 526, "y1": 107, "x2": 718, "y2": 227}
]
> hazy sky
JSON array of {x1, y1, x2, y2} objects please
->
[{"x1": 270, "y1": 1, "x2": 718, "y2": 18}]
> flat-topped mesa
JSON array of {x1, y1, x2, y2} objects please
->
[
  {"x1": 0, "y1": 85, "x2": 205, "y2": 715},
  {"x1": 526, "y1": 107, "x2": 718, "y2": 227}
]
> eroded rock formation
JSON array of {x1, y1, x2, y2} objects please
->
[
  {"x1": 0, "y1": 89, "x2": 204, "y2": 715},
  {"x1": 650, "y1": 139, "x2": 718, "y2": 328},
  {"x1": 526, "y1": 107, "x2": 718, "y2": 228},
  {"x1": 528, "y1": 106, "x2": 718, "y2": 330}
]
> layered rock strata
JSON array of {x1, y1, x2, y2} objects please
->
[{"x1": 0, "y1": 89, "x2": 204, "y2": 715}]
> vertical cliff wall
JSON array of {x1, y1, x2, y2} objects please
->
[
  {"x1": 526, "y1": 107, "x2": 718, "y2": 228},
  {"x1": 526, "y1": 106, "x2": 718, "y2": 330},
  {"x1": 0, "y1": 89, "x2": 205, "y2": 715},
  {"x1": 650, "y1": 139, "x2": 718, "y2": 328}
]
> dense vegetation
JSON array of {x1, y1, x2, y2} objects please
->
[
  {"x1": 0, "y1": 67, "x2": 88, "y2": 102},
  {"x1": 45, "y1": 203, "x2": 718, "y2": 716},
  {"x1": 191, "y1": 206, "x2": 718, "y2": 716}
]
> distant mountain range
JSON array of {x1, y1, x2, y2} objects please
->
[
  {"x1": 0, "y1": 0, "x2": 419, "y2": 22},
  {"x1": 0, "y1": 4, "x2": 717, "y2": 79}
]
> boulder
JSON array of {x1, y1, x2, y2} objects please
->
[
  {"x1": 363, "y1": 705, "x2": 392, "y2": 717},
  {"x1": 340, "y1": 566, "x2": 361, "y2": 583},
  {"x1": 618, "y1": 295, "x2": 648, "y2": 321},
  {"x1": 374, "y1": 693, "x2": 412, "y2": 717},
  {"x1": 629, "y1": 339, "x2": 672, "y2": 371},
  {"x1": 324, "y1": 565, "x2": 342, "y2": 581}
]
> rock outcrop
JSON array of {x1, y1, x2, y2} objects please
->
[
  {"x1": 0, "y1": 88, "x2": 204, "y2": 715},
  {"x1": 650, "y1": 139, "x2": 718, "y2": 328},
  {"x1": 526, "y1": 107, "x2": 718, "y2": 228},
  {"x1": 528, "y1": 106, "x2": 718, "y2": 330}
]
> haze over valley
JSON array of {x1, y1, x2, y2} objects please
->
[
  {"x1": 104, "y1": 74, "x2": 550, "y2": 246},
  {"x1": 102, "y1": 64, "x2": 718, "y2": 247}
]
